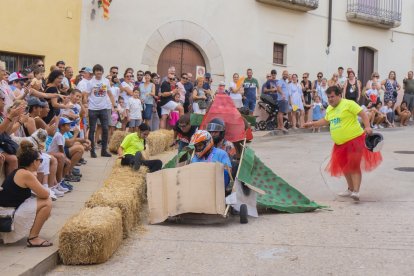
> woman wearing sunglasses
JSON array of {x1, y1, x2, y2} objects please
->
[{"x1": 0, "y1": 141, "x2": 52, "y2": 247}]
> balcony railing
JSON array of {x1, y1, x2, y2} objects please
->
[
  {"x1": 256, "y1": 0, "x2": 319, "y2": 12},
  {"x1": 346, "y1": 0, "x2": 402, "y2": 28}
]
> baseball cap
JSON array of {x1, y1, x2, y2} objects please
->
[
  {"x1": 8, "y1": 72, "x2": 28, "y2": 83},
  {"x1": 218, "y1": 81, "x2": 225, "y2": 86},
  {"x1": 59, "y1": 117, "x2": 72, "y2": 126},
  {"x1": 79, "y1": 67, "x2": 93, "y2": 74},
  {"x1": 204, "y1": 72, "x2": 211, "y2": 78},
  {"x1": 27, "y1": 97, "x2": 47, "y2": 107}
]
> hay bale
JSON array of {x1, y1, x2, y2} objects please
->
[
  {"x1": 108, "y1": 130, "x2": 127, "y2": 154},
  {"x1": 85, "y1": 186, "x2": 138, "y2": 238},
  {"x1": 146, "y1": 130, "x2": 174, "y2": 156},
  {"x1": 59, "y1": 207, "x2": 123, "y2": 265}
]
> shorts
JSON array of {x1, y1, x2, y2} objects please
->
[
  {"x1": 143, "y1": 104, "x2": 153, "y2": 120},
  {"x1": 278, "y1": 100, "x2": 289, "y2": 114},
  {"x1": 38, "y1": 152, "x2": 51, "y2": 175},
  {"x1": 161, "y1": 101, "x2": 178, "y2": 115},
  {"x1": 403, "y1": 93, "x2": 414, "y2": 111},
  {"x1": 243, "y1": 96, "x2": 256, "y2": 112},
  {"x1": 64, "y1": 147, "x2": 71, "y2": 158},
  {"x1": 129, "y1": 119, "x2": 142, "y2": 127}
]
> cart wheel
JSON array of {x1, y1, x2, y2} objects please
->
[
  {"x1": 240, "y1": 204, "x2": 248, "y2": 224},
  {"x1": 257, "y1": 121, "x2": 267, "y2": 131}
]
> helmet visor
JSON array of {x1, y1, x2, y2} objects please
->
[{"x1": 206, "y1": 122, "x2": 225, "y2": 132}]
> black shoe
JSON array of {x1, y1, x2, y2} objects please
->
[
  {"x1": 90, "y1": 151, "x2": 97, "y2": 158},
  {"x1": 101, "y1": 151, "x2": 112, "y2": 157},
  {"x1": 79, "y1": 158, "x2": 87, "y2": 165},
  {"x1": 133, "y1": 152, "x2": 142, "y2": 171}
]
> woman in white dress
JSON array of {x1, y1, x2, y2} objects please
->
[
  {"x1": 228, "y1": 73, "x2": 244, "y2": 108},
  {"x1": 288, "y1": 74, "x2": 305, "y2": 128}
]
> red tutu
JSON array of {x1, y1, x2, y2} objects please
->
[{"x1": 326, "y1": 134, "x2": 382, "y2": 177}]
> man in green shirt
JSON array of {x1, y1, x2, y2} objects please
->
[
  {"x1": 403, "y1": 71, "x2": 414, "y2": 119},
  {"x1": 117, "y1": 124, "x2": 162, "y2": 172},
  {"x1": 243, "y1": 68, "x2": 260, "y2": 114}
]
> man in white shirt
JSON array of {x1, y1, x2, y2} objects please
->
[
  {"x1": 337, "y1": 66, "x2": 347, "y2": 89},
  {"x1": 84, "y1": 64, "x2": 116, "y2": 158}
]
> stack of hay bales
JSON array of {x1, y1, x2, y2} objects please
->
[
  {"x1": 59, "y1": 207, "x2": 123, "y2": 265},
  {"x1": 108, "y1": 129, "x2": 174, "y2": 157},
  {"x1": 59, "y1": 129, "x2": 174, "y2": 264}
]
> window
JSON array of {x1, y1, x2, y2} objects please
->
[
  {"x1": 273, "y1": 43, "x2": 285, "y2": 65},
  {"x1": 0, "y1": 52, "x2": 43, "y2": 72}
]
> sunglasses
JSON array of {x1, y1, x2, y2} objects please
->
[
  {"x1": 169, "y1": 78, "x2": 176, "y2": 81},
  {"x1": 37, "y1": 64, "x2": 45, "y2": 67},
  {"x1": 111, "y1": 72, "x2": 118, "y2": 75},
  {"x1": 182, "y1": 77, "x2": 188, "y2": 80},
  {"x1": 303, "y1": 76, "x2": 307, "y2": 78},
  {"x1": 317, "y1": 75, "x2": 322, "y2": 78}
]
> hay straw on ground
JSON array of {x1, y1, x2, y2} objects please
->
[
  {"x1": 85, "y1": 186, "x2": 138, "y2": 238},
  {"x1": 59, "y1": 207, "x2": 123, "y2": 265},
  {"x1": 108, "y1": 130, "x2": 127, "y2": 154}
]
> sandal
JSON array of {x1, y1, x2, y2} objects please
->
[{"x1": 27, "y1": 236, "x2": 53, "y2": 248}]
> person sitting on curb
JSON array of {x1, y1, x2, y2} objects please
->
[
  {"x1": 117, "y1": 123, "x2": 162, "y2": 172},
  {"x1": 171, "y1": 114, "x2": 197, "y2": 152},
  {"x1": 189, "y1": 130, "x2": 232, "y2": 190},
  {"x1": 0, "y1": 141, "x2": 52, "y2": 247}
]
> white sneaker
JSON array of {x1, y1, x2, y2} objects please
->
[
  {"x1": 373, "y1": 125, "x2": 379, "y2": 129},
  {"x1": 351, "y1": 192, "x2": 360, "y2": 201},
  {"x1": 338, "y1": 189, "x2": 352, "y2": 197},
  {"x1": 379, "y1": 124, "x2": 384, "y2": 129},
  {"x1": 57, "y1": 183, "x2": 70, "y2": 193},
  {"x1": 51, "y1": 187, "x2": 65, "y2": 197},
  {"x1": 43, "y1": 184, "x2": 57, "y2": 201}
]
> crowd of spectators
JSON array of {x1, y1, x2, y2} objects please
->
[{"x1": 0, "y1": 58, "x2": 413, "y2": 246}]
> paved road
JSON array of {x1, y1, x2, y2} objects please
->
[{"x1": 50, "y1": 127, "x2": 414, "y2": 276}]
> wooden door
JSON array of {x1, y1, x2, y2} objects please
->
[
  {"x1": 157, "y1": 40, "x2": 206, "y2": 79},
  {"x1": 358, "y1": 47, "x2": 375, "y2": 86}
]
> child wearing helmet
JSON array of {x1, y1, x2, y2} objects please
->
[{"x1": 190, "y1": 130, "x2": 232, "y2": 188}]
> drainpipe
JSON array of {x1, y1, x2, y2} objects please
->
[{"x1": 326, "y1": 0, "x2": 332, "y2": 55}]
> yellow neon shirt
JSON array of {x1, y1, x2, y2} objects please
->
[
  {"x1": 120, "y1": 133, "x2": 145, "y2": 156},
  {"x1": 324, "y1": 99, "x2": 363, "y2": 145}
]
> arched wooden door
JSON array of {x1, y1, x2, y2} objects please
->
[
  {"x1": 358, "y1": 47, "x2": 375, "y2": 86},
  {"x1": 157, "y1": 40, "x2": 206, "y2": 79}
]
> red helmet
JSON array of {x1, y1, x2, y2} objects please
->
[{"x1": 190, "y1": 130, "x2": 214, "y2": 158}]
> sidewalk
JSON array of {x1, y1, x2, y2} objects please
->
[{"x1": 0, "y1": 156, "x2": 114, "y2": 276}]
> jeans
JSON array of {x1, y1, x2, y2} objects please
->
[
  {"x1": 386, "y1": 112, "x2": 395, "y2": 123},
  {"x1": 243, "y1": 95, "x2": 256, "y2": 113},
  {"x1": 89, "y1": 109, "x2": 109, "y2": 153},
  {"x1": 121, "y1": 153, "x2": 163, "y2": 173}
]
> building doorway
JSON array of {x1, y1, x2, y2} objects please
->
[
  {"x1": 358, "y1": 47, "x2": 375, "y2": 86},
  {"x1": 157, "y1": 40, "x2": 206, "y2": 79}
]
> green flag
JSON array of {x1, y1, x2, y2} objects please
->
[
  {"x1": 162, "y1": 145, "x2": 194, "y2": 169},
  {"x1": 190, "y1": 113, "x2": 204, "y2": 126},
  {"x1": 237, "y1": 147, "x2": 325, "y2": 213}
]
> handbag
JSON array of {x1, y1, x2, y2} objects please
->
[
  {"x1": 0, "y1": 207, "x2": 16, "y2": 232},
  {"x1": 393, "y1": 90, "x2": 398, "y2": 98},
  {"x1": 0, "y1": 133, "x2": 19, "y2": 155},
  {"x1": 196, "y1": 100, "x2": 207, "y2": 109}
]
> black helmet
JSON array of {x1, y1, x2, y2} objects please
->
[
  {"x1": 365, "y1": 133, "x2": 384, "y2": 152},
  {"x1": 206, "y1": 118, "x2": 225, "y2": 144}
]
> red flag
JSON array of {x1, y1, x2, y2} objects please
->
[{"x1": 200, "y1": 94, "x2": 246, "y2": 142}]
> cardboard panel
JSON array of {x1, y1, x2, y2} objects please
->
[{"x1": 147, "y1": 162, "x2": 226, "y2": 224}]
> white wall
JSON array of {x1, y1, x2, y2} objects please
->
[{"x1": 79, "y1": 0, "x2": 414, "y2": 86}]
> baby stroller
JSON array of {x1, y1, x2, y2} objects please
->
[{"x1": 256, "y1": 94, "x2": 289, "y2": 130}]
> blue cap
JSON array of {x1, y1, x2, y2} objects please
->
[{"x1": 59, "y1": 117, "x2": 72, "y2": 126}]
